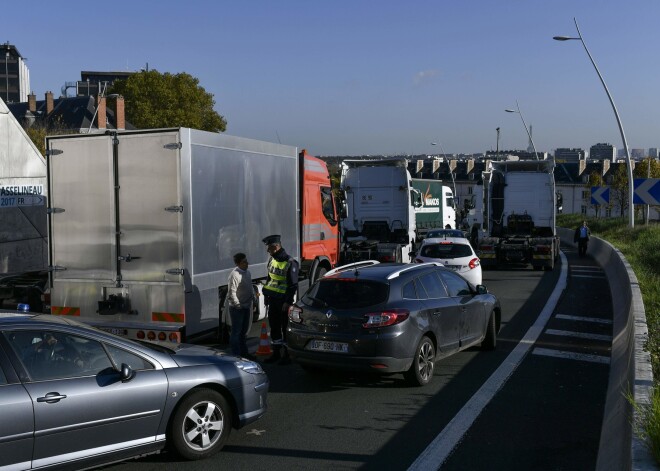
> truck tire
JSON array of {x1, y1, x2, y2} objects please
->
[{"x1": 312, "y1": 265, "x2": 327, "y2": 284}]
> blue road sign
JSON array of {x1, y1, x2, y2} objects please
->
[
  {"x1": 591, "y1": 186, "x2": 609, "y2": 205},
  {"x1": 633, "y1": 178, "x2": 660, "y2": 205}
]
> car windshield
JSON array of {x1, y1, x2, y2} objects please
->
[
  {"x1": 427, "y1": 229, "x2": 465, "y2": 238},
  {"x1": 302, "y1": 279, "x2": 389, "y2": 309},
  {"x1": 420, "y1": 243, "x2": 473, "y2": 259}
]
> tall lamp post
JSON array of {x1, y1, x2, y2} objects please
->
[
  {"x1": 505, "y1": 101, "x2": 539, "y2": 160},
  {"x1": 554, "y1": 18, "x2": 634, "y2": 228}
]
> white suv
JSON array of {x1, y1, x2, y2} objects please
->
[{"x1": 414, "y1": 237, "x2": 482, "y2": 286}]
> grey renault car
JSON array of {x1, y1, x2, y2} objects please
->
[
  {"x1": 286, "y1": 261, "x2": 501, "y2": 386},
  {"x1": 0, "y1": 310, "x2": 268, "y2": 470}
]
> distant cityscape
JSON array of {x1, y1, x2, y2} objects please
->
[{"x1": 1, "y1": 42, "x2": 658, "y2": 163}]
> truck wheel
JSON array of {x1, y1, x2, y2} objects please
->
[
  {"x1": 404, "y1": 336, "x2": 435, "y2": 386},
  {"x1": 169, "y1": 388, "x2": 231, "y2": 460}
]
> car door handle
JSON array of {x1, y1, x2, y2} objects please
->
[{"x1": 37, "y1": 393, "x2": 67, "y2": 403}]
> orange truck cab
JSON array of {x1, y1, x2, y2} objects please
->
[{"x1": 299, "y1": 150, "x2": 340, "y2": 283}]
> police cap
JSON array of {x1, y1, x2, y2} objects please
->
[{"x1": 262, "y1": 234, "x2": 281, "y2": 246}]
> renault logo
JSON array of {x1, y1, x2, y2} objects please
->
[{"x1": 326, "y1": 310, "x2": 333, "y2": 319}]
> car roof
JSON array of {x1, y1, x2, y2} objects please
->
[
  {"x1": 0, "y1": 313, "x2": 97, "y2": 331},
  {"x1": 325, "y1": 262, "x2": 444, "y2": 281}
]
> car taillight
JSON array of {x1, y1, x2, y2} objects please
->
[
  {"x1": 158, "y1": 332, "x2": 167, "y2": 341},
  {"x1": 147, "y1": 331, "x2": 156, "y2": 341},
  {"x1": 469, "y1": 258, "x2": 480, "y2": 269},
  {"x1": 362, "y1": 309, "x2": 409, "y2": 328},
  {"x1": 289, "y1": 306, "x2": 303, "y2": 323},
  {"x1": 137, "y1": 331, "x2": 146, "y2": 339}
]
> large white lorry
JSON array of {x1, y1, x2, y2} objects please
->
[
  {"x1": 476, "y1": 160, "x2": 560, "y2": 270},
  {"x1": 338, "y1": 159, "x2": 424, "y2": 264},
  {"x1": 45, "y1": 129, "x2": 339, "y2": 342}
]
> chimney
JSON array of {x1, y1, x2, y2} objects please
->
[
  {"x1": 96, "y1": 95, "x2": 106, "y2": 130},
  {"x1": 602, "y1": 159, "x2": 610, "y2": 176},
  {"x1": 579, "y1": 159, "x2": 587, "y2": 176},
  {"x1": 28, "y1": 93, "x2": 36, "y2": 112},
  {"x1": 115, "y1": 95, "x2": 125, "y2": 130},
  {"x1": 45, "y1": 91, "x2": 54, "y2": 115},
  {"x1": 467, "y1": 159, "x2": 474, "y2": 175}
]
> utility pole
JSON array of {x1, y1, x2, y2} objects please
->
[{"x1": 496, "y1": 127, "x2": 500, "y2": 154}]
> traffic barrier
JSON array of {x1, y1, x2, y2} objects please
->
[
  {"x1": 557, "y1": 227, "x2": 654, "y2": 471},
  {"x1": 255, "y1": 322, "x2": 273, "y2": 356}
]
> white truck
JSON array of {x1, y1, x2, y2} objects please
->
[
  {"x1": 477, "y1": 160, "x2": 560, "y2": 270},
  {"x1": 45, "y1": 128, "x2": 339, "y2": 342},
  {"x1": 338, "y1": 159, "x2": 423, "y2": 264}
]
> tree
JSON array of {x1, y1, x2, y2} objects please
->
[
  {"x1": 610, "y1": 164, "x2": 629, "y2": 218},
  {"x1": 109, "y1": 70, "x2": 227, "y2": 132}
]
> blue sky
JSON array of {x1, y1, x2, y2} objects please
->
[{"x1": 5, "y1": 1, "x2": 660, "y2": 156}]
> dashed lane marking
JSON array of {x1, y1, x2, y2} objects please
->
[
  {"x1": 555, "y1": 314, "x2": 612, "y2": 325},
  {"x1": 545, "y1": 329, "x2": 612, "y2": 342},
  {"x1": 532, "y1": 347, "x2": 610, "y2": 365},
  {"x1": 408, "y1": 251, "x2": 569, "y2": 471},
  {"x1": 571, "y1": 274, "x2": 606, "y2": 279}
]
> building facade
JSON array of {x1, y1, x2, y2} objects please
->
[
  {"x1": 0, "y1": 43, "x2": 30, "y2": 103},
  {"x1": 590, "y1": 143, "x2": 617, "y2": 161},
  {"x1": 554, "y1": 148, "x2": 585, "y2": 162}
]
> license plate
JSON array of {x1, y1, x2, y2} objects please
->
[
  {"x1": 101, "y1": 327, "x2": 126, "y2": 336},
  {"x1": 308, "y1": 340, "x2": 349, "y2": 353}
]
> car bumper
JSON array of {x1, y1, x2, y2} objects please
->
[
  {"x1": 236, "y1": 375, "x2": 269, "y2": 427},
  {"x1": 288, "y1": 347, "x2": 413, "y2": 373}
]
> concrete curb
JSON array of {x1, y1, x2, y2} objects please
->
[{"x1": 558, "y1": 227, "x2": 657, "y2": 471}]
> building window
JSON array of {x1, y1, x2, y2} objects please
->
[
  {"x1": 581, "y1": 205, "x2": 587, "y2": 215},
  {"x1": 605, "y1": 207, "x2": 612, "y2": 218},
  {"x1": 582, "y1": 190, "x2": 590, "y2": 200},
  {"x1": 468, "y1": 186, "x2": 473, "y2": 195}
]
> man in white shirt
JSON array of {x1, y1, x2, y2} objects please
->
[{"x1": 227, "y1": 253, "x2": 256, "y2": 359}]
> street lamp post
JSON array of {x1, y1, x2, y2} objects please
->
[
  {"x1": 505, "y1": 101, "x2": 539, "y2": 160},
  {"x1": 554, "y1": 17, "x2": 634, "y2": 228}
]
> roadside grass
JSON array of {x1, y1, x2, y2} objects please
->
[{"x1": 558, "y1": 214, "x2": 660, "y2": 459}]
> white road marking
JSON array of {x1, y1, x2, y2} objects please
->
[
  {"x1": 555, "y1": 314, "x2": 612, "y2": 325},
  {"x1": 545, "y1": 329, "x2": 612, "y2": 342},
  {"x1": 571, "y1": 274, "x2": 606, "y2": 278},
  {"x1": 408, "y1": 251, "x2": 569, "y2": 471},
  {"x1": 532, "y1": 347, "x2": 610, "y2": 365}
]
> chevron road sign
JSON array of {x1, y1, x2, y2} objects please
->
[
  {"x1": 633, "y1": 178, "x2": 660, "y2": 205},
  {"x1": 591, "y1": 186, "x2": 609, "y2": 205}
]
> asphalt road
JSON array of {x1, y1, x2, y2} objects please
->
[{"x1": 104, "y1": 245, "x2": 612, "y2": 471}]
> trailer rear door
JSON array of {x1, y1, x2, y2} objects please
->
[{"x1": 48, "y1": 132, "x2": 182, "y2": 285}]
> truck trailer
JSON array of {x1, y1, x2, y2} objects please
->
[
  {"x1": 45, "y1": 129, "x2": 338, "y2": 342},
  {"x1": 477, "y1": 160, "x2": 560, "y2": 270},
  {"x1": 338, "y1": 159, "x2": 423, "y2": 264},
  {"x1": 411, "y1": 178, "x2": 456, "y2": 239}
]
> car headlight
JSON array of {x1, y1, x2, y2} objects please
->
[{"x1": 235, "y1": 360, "x2": 265, "y2": 375}]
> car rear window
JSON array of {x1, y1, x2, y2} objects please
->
[
  {"x1": 302, "y1": 279, "x2": 389, "y2": 309},
  {"x1": 420, "y1": 243, "x2": 472, "y2": 259}
]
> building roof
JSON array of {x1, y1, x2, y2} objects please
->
[{"x1": 7, "y1": 96, "x2": 134, "y2": 132}]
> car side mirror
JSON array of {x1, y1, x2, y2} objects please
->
[
  {"x1": 476, "y1": 284, "x2": 488, "y2": 295},
  {"x1": 120, "y1": 363, "x2": 136, "y2": 383}
]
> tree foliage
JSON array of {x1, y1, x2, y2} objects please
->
[
  {"x1": 611, "y1": 164, "x2": 630, "y2": 217},
  {"x1": 634, "y1": 157, "x2": 660, "y2": 179},
  {"x1": 586, "y1": 170, "x2": 606, "y2": 218},
  {"x1": 109, "y1": 70, "x2": 227, "y2": 132}
]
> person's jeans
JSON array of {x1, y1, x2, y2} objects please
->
[{"x1": 229, "y1": 305, "x2": 251, "y2": 356}]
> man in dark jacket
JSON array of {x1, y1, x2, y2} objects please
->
[
  {"x1": 261, "y1": 234, "x2": 299, "y2": 365},
  {"x1": 574, "y1": 220, "x2": 591, "y2": 257}
]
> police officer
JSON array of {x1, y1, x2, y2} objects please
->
[{"x1": 262, "y1": 234, "x2": 299, "y2": 365}]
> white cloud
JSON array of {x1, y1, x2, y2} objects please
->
[{"x1": 413, "y1": 69, "x2": 440, "y2": 86}]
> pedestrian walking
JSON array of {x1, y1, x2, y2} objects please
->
[
  {"x1": 261, "y1": 234, "x2": 299, "y2": 365},
  {"x1": 227, "y1": 252, "x2": 257, "y2": 359},
  {"x1": 574, "y1": 220, "x2": 591, "y2": 257}
]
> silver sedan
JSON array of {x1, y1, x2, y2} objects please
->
[{"x1": 0, "y1": 311, "x2": 268, "y2": 470}]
